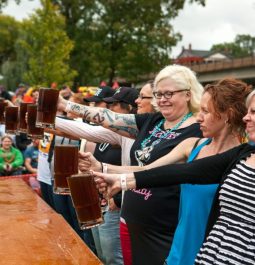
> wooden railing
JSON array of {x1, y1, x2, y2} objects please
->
[{"x1": 188, "y1": 56, "x2": 255, "y2": 73}]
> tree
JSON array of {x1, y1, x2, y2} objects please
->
[
  {"x1": 0, "y1": 14, "x2": 21, "y2": 89},
  {"x1": 16, "y1": 0, "x2": 77, "y2": 86},
  {"x1": 0, "y1": 14, "x2": 20, "y2": 65},
  {"x1": 52, "y1": 0, "x2": 206, "y2": 85},
  {"x1": 1, "y1": 0, "x2": 206, "y2": 85},
  {"x1": 211, "y1": 34, "x2": 255, "y2": 58}
]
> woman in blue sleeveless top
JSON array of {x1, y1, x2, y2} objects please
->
[
  {"x1": 154, "y1": 79, "x2": 249, "y2": 265},
  {"x1": 166, "y1": 138, "x2": 217, "y2": 265}
]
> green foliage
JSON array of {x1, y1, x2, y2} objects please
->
[
  {"x1": 16, "y1": 0, "x2": 77, "y2": 87},
  {"x1": 0, "y1": 14, "x2": 21, "y2": 90},
  {"x1": 211, "y1": 34, "x2": 255, "y2": 58},
  {"x1": 1, "y1": 60, "x2": 20, "y2": 89},
  {"x1": 53, "y1": 0, "x2": 205, "y2": 85},
  {"x1": 1, "y1": 0, "x2": 206, "y2": 86},
  {"x1": 0, "y1": 14, "x2": 20, "y2": 65}
]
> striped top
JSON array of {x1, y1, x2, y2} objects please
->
[{"x1": 195, "y1": 160, "x2": 255, "y2": 265}]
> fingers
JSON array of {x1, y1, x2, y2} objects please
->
[
  {"x1": 93, "y1": 171, "x2": 105, "y2": 179},
  {"x1": 78, "y1": 151, "x2": 91, "y2": 158},
  {"x1": 78, "y1": 152, "x2": 93, "y2": 172}
]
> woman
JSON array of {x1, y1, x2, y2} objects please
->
[
  {"x1": 90, "y1": 78, "x2": 251, "y2": 265},
  {"x1": 0, "y1": 135, "x2": 24, "y2": 176},
  {"x1": 55, "y1": 82, "x2": 156, "y2": 166},
  {"x1": 58, "y1": 65, "x2": 203, "y2": 264},
  {"x1": 95, "y1": 88, "x2": 255, "y2": 265}
]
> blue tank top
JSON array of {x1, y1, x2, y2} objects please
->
[{"x1": 166, "y1": 138, "x2": 218, "y2": 265}]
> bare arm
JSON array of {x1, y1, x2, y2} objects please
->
[
  {"x1": 24, "y1": 158, "x2": 37, "y2": 174},
  {"x1": 83, "y1": 137, "x2": 199, "y2": 173},
  {"x1": 58, "y1": 97, "x2": 138, "y2": 138}
]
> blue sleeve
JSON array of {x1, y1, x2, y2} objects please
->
[{"x1": 24, "y1": 148, "x2": 32, "y2": 159}]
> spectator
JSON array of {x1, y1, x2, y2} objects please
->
[
  {"x1": 15, "y1": 132, "x2": 32, "y2": 156},
  {"x1": 60, "y1": 85, "x2": 73, "y2": 100},
  {"x1": 0, "y1": 135, "x2": 24, "y2": 176},
  {"x1": 37, "y1": 132, "x2": 55, "y2": 208},
  {"x1": 24, "y1": 138, "x2": 39, "y2": 174},
  {"x1": 0, "y1": 85, "x2": 12, "y2": 101},
  {"x1": 12, "y1": 83, "x2": 27, "y2": 106},
  {"x1": 23, "y1": 87, "x2": 39, "y2": 103}
]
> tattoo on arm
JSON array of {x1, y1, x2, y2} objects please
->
[
  {"x1": 69, "y1": 103, "x2": 89, "y2": 118},
  {"x1": 108, "y1": 125, "x2": 138, "y2": 137},
  {"x1": 67, "y1": 101, "x2": 138, "y2": 136},
  {"x1": 92, "y1": 113, "x2": 105, "y2": 124},
  {"x1": 83, "y1": 110, "x2": 92, "y2": 121}
]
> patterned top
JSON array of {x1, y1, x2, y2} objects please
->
[{"x1": 195, "y1": 160, "x2": 255, "y2": 265}]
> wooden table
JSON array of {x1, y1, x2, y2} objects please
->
[{"x1": 0, "y1": 178, "x2": 102, "y2": 265}]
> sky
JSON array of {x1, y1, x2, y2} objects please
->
[{"x1": 2, "y1": 0, "x2": 255, "y2": 57}]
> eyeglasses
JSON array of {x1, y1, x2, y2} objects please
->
[
  {"x1": 153, "y1": 89, "x2": 189, "y2": 99},
  {"x1": 137, "y1": 95, "x2": 153, "y2": 100}
]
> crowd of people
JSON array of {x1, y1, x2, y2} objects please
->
[{"x1": 1, "y1": 64, "x2": 255, "y2": 265}]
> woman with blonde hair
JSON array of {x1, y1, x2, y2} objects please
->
[{"x1": 58, "y1": 65, "x2": 203, "y2": 264}]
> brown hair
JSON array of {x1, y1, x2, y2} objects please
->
[
  {"x1": 1, "y1": 135, "x2": 13, "y2": 147},
  {"x1": 204, "y1": 78, "x2": 252, "y2": 136}
]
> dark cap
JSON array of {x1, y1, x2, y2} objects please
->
[
  {"x1": 84, "y1": 86, "x2": 115, "y2": 103},
  {"x1": 103, "y1": 87, "x2": 138, "y2": 107}
]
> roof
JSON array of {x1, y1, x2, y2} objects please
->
[{"x1": 177, "y1": 49, "x2": 211, "y2": 59}]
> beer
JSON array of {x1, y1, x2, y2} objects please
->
[
  {"x1": 36, "y1": 88, "x2": 59, "y2": 128},
  {"x1": 27, "y1": 104, "x2": 44, "y2": 139},
  {"x1": 67, "y1": 173, "x2": 103, "y2": 229},
  {"x1": 5, "y1": 106, "x2": 19, "y2": 134},
  {"x1": 0, "y1": 100, "x2": 7, "y2": 124},
  {"x1": 18, "y1": 102, "x2": 30, "y2": 133},
  {"x1": 53, "y1": 145, "x2": 79, "y2": 195}
]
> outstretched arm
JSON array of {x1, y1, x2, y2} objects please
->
[
  {"x1": 91, "y1": 137, "x2": 198, "y2": 174},
  {"x1": 58, "y1": 97, "x2": 138, "y2": 138},
  {"x1": 44, "y1": 126, "x2": 80, "y2": 140},
  {"x1": 55, "y1": 117, "x2": 128, "y2": 145},
  {"x1": 93, "y1": 144, "x2": 242, "y2": 197}
]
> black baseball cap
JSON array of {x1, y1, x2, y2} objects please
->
[
  {"x1": 84, "y1": 86, "x2": 115, "y2": 103},
  {"x1": 103, "y1": 87, "x2": 138, "y2": 107}
]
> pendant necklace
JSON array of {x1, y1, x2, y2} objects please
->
[{"x1": 141, "y1": 112, "x2": 193, "y2": 149}]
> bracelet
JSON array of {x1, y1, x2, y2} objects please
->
[
  {"x1": 101, "y1": 163, "x2": 108, "y2": 173},
  {"x1": 120, "y1": 174, "x2": 127, "y2": 191}
]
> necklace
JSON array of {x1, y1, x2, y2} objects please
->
[{"x1": 141, "y1": 112, "x2": 193, "y2": 149}]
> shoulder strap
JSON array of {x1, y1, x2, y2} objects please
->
[
  {"x1": 190, "y1": 138, "x2": 201, "y2": 153},
  {"x1": 188, "y1": 138, "x2": 211, "y2": 162}
]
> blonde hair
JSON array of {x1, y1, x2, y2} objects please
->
[
  {"x1": 153, "y1": 65, "x2": 203, "y2": 113},
  {"x1": 246, "y1": 89, "x2": 255, "y2": 107}
]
